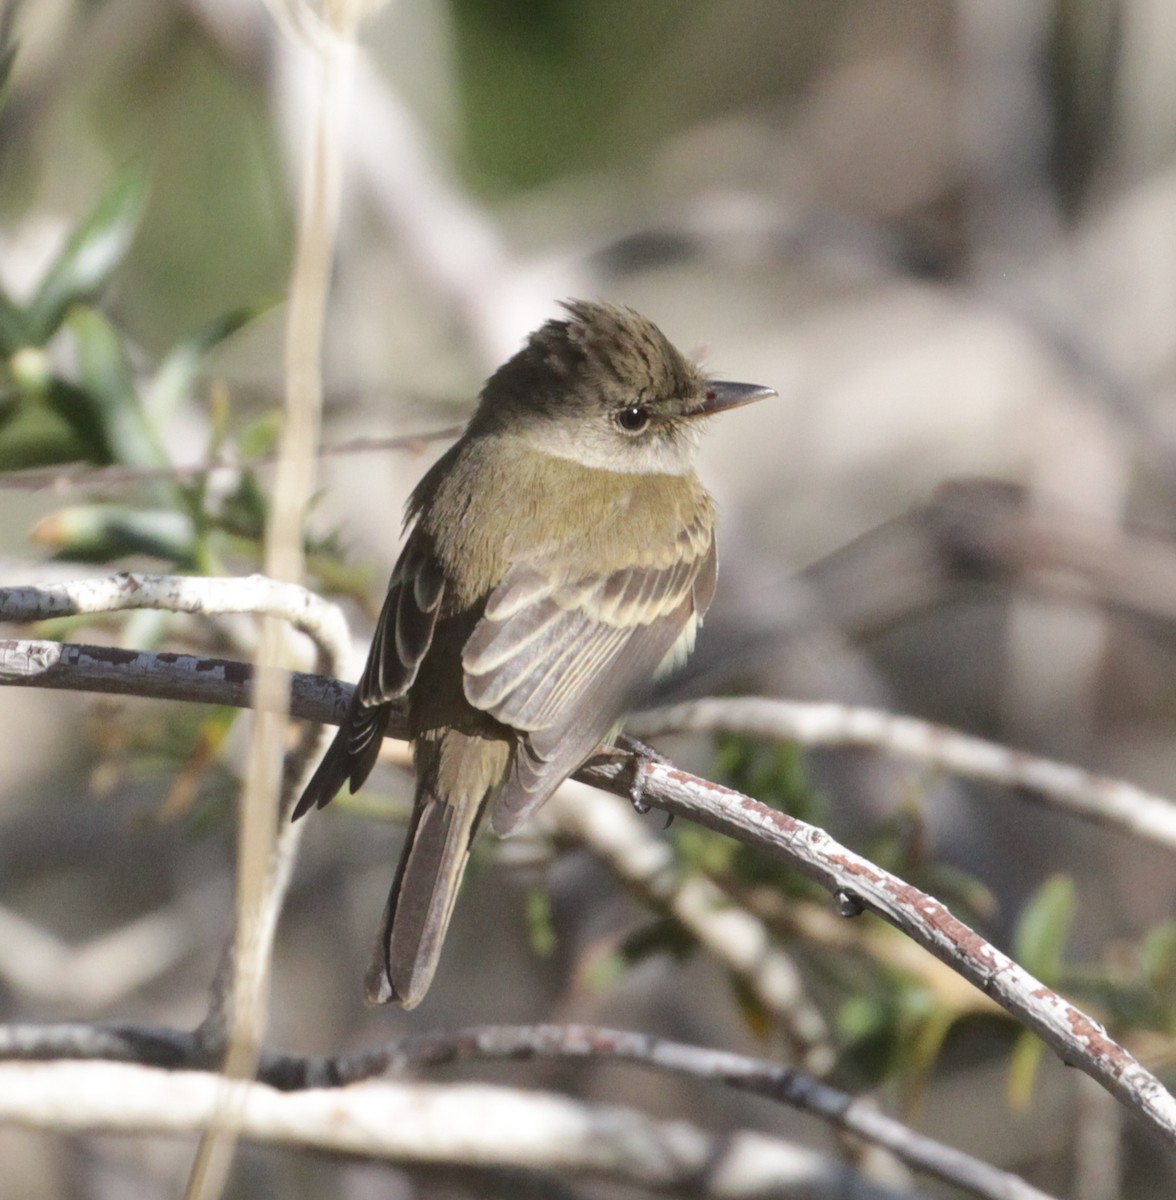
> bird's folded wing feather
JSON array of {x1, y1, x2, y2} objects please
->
[
  {"x1": 292, "y1": 528, "x2": 448, "y2": 819},
  {"x1": 463, "y1": 518, "x2": 715, "y2": 835},
  {"x1": 359, "y1": 533, "x2": 446, "y2": 704}
]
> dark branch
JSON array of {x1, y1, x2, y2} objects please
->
[{"x1": 0, "y1": 1021, "x2": 1056, "y2": 1200}]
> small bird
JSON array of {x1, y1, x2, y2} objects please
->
[{"x1": 293, "y1": 300, "x2": 773, "y2": 1007}]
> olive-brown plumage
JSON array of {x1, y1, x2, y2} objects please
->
[{"x1": 293, "y1": 300, "x2": 773, "y2": 1007}]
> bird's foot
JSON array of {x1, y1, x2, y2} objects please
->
[{"x1": 609, "y1": 734, "x2": 672, "y2": 822}]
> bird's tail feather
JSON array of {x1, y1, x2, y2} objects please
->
[
  {"x1": 365, "y1": 732, "x2": 509, "y2": 1007},
  {"x1": 292, "y1": 703, "x2": 389, "y2": 821}
]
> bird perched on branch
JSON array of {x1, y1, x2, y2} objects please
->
[{"x1": 293, "y1": 300, "x2": 774, "y2": 1007}]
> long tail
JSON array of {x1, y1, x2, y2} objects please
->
[{"x1": 365, "y1": 731, "x2": 510, "y2": 1007}]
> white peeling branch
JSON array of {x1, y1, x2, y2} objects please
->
[
  {"x1": 630, "y1": 696, "x2": 1176, "y2": 852},
  {"x1": 0, "y1": 1021, "x2": 1053, "y2": 1200},
  {"x1": 373, "y1": 1024, "x2": 1058, "y2": 1200},
  {"x1": 0, "y1": 896, "x2": 208, "y2": 1010},
  {"x1": 0, "y1": 572, "x2": 351, "y2": 676},
  {"x1": 0, "y1": 1061, "x2": 913, "y2": 1200}
]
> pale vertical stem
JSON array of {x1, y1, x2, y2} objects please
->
[{"x1": 182, "y1": 3, "x2": 365, "y2": 1197}]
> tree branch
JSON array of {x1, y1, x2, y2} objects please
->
[
  {"x1": 0, "y1": 1059, "x2": 916, "y2": 1200},
  {"x1": 629, "y1": 696, "x2": 1176, "y2": 851},
  {"x1": 0, "y1": 1021, "x2": 1054, "y2": 1200}
]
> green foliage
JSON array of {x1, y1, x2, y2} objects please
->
[
  {"x1": 693, "y1": 733, "x2": 829, "y2": 894},
  {"x1": 1142, "y1": 920, "x2": 1176, "y2": 1003},
  {"x1": 838, "y1": 984, "x2": 953, "y2": 1096},
  {"x1": 1013, "y1": 874, "x2": 1076, "y2": 983},
  {"x1": 0, "y1": 39, "x2": 16, "y2": 113},
  {"x1": 145, "y1": 302, "x2": 274, "y2": 425},
  {"x1": 25, "y1": 166, "x2": 148, "y2": 346},
  {"x1": 618, "y1": 916, "x2": 698, "y2": 966},
  {"x1": 525, "y1": 886, "x2": 557, "y2": 959},
  {"x1": 0, "y1": 157, "x2": 291, "y2": 574},
  {"x1": 1006, "y1": 875, "x2": 1076, "y2": 1107}
]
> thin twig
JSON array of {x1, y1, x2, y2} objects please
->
[
  {"x1": 629, "y1": 696, "x2": 1176, "y2": 851},
  {"x1": 0, "y1": 1021, "x2": 1055, "y2": 1200},
  {"x1": 0, "y1": 1058, "x2": 918, "y2": 1200},
  {"x1": 0, "y1": 572, "x2": 350, "y2": 674},
  {"x1": 0, "y1": 427, "x2": 462, "y2": 494},
  {"x1": 184, "y1": 0, "x2": 351, "y2": 1185},
  {"x1": 577, "y1": 754, "x2": 1176, "y2": 1150}
]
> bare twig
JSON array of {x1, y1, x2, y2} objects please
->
[
  {"x1": 0, "y1": 572, "x2": 350, "y2": 674},
  {"x1": 629, "y1": 696, "x2": 1176, "y2": 851},
  {"x1": 0, "y1": 1021, "x2": 1054, "y2": 1200},
  {"x1": 365, "y1": 1024, "x2": 1058, "y2": 1200},
  {"x1": 0, "y1": 1060, "x2": 915, "y2": 1200},
  {"x1": 184, "y1": 0, "x2": 354, "y2": 1186},
  {"x1": 0, "y1": 427, "x2": 462, "y2": 494},
  {"x1": 0, "y1": 638, "x2": 352, "y2": 723}
]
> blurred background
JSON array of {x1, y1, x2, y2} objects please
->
[{"x1": 2, "y1": 0, "x2": 1176, "y2": 1195}]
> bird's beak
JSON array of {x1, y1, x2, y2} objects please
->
[{"x1": 690, "y1": 380, "x2": 777, "y2": 418}]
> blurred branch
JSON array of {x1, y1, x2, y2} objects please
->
[
  {"x1": 0, "y1": 426, "x2": 462, "y2": 494},
  {"x1": 800, "y1": 478, "x2": 1176, "y2": 639},
  {"x1": 0, "y1": 1022, "x2": 1054, "y2": 1200},
  {"x1": 0, "y1": 900, "x2": 201, "y2": 1009},
  {"x1": 544, "y1": 780, "x2": 835, "y2": 1075},
  {"x1": 629, "y1": 696, "x2": 1176, "y2": 852},
  {"x1": 189, "y1": 0, "x2": 576, "y2": 363},
  {"x1": 0, "y1": 1059, "x2": 912, "y2": 1200}
]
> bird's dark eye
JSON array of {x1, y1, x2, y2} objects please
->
[{"x1": 615, "y1": 405, "x2": 650, "y2": 433}]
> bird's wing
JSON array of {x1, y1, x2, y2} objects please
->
[
  {"x1": 358, "y1": 531, "x2": 447, "y2": 707},
  {"x1": 463, "y1": 516, "x2": 715, "y2": 835},
  {"x1": 292, "y1": 528, "x2": 445, "y2": 818}
]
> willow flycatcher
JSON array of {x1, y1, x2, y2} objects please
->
[{"x1": 293, "y1": 300, "x2": 774, "y2": 1007}]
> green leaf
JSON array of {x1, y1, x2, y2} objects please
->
[
  {"x1": 215, "y1": 470, "x2": 268, "y2": 541},
  {"x1": 1008, "y1": 1029, "x2": 1046, "y2": 1110},
  {"x1": 26, "y1": 164, "x2": 148, "y2": 343},
  {"x1": 1142, "y1": 920, "x2": 1176, "y2": 999},
  {"x1": 837, "y1": 994, "x2": 905, "y2": 1086},
  {"x1": 32, "y1": 504, "x2": 196, "y2": 564},
  {"x1": 525, "y1": 887, "x2": 557, "y2": 959},
  {"x1": 0, "y1": 389, "x2": 92, "y2": 470},
  {"x1": 0, "y1": 40, "x2": 16, "y2": 114},
  {"x1": 43, "y1": 377, "x2": 115, "y2": 462},
  {"x1": 144, "y1": 301, "x2": 274, "y2": 423},
  {"x1": 1012, "y1": 875, "x2": 1076, "y2": 985},
  {"x1": 237, "y1": 410, "x2": 282, "y2": 458},
  {"x1": 68, "y1": 306, "x2": 168, "y2": 473},
  {"x1": 618, "y1": 917, "x2": 697, "y2": 966},
  {"x1": 0, "y1": 286, "x2": 28, "y2": 354}
]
